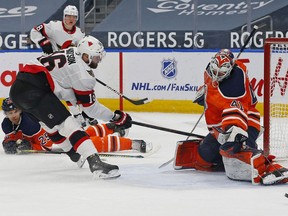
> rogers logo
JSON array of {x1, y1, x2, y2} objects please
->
[
  {"x1": 0, "y1": 6, "x2": 37, "y2": 18},
  {"x1": 0, "y1": 64, "x2": 24, "y2": 87}
]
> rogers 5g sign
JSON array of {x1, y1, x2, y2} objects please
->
[{"x1": 108, "y1": 31, "x2": 204, "y2": 48}]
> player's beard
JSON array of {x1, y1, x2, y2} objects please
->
[{"x1": 89, "y1": 62, "x2": 98, "y2": 69}]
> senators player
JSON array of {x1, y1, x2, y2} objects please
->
[{"x1": 30, "y1": 5, "x2": 84, "y2": 54}]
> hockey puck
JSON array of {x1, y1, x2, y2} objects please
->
[{"x1": 285, "y1": 193, "x2": 288, "y2": 198}]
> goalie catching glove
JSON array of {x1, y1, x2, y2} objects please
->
[{"x1": 110, "y1": 110, "x2": 132, "y2": 129}]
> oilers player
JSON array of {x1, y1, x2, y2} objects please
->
[
  {"x1": 9, "y1": 36, "x2": 130, "y2": 179},
  {"x1": 174, "y1": 49, "x2": 288, "y2": 185},
  {"x1": 1, "y1": 97, "x2": 87, "y2": 166},
  {"x1": 30, "y1": 5, "x2": 85, "y2": 54},
  {"x1": 1, "y1": 98, "x2": 53, "y2": 153},
  {"x1": 1, "y1": 98, "x2": 150, "y2": 156}
]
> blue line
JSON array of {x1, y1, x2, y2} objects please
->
[
  {"x1": 0, "y1": 49, "x2": 42, "y2": 53},
  {"x1": 0, "y1": 48, "x2": 264, "y2": 53}
]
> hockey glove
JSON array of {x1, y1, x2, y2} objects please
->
[
  {"x1": 82, "y1": 111, "x2": 98, "y2": 126},
  {"x1": 73, "y1": 113, "x2": 87, "y2": 127},
  {"x1": 110, "y1": 110, "x2": 132, "y2": 129},
  {"x1": 214, "y1": 126, "x2": 248, "y2": 153},
  {"x1": 193, "y1": 85, "x2": 205, "y2": 107},
  {"x1": 2, "y1": 140, "x2": 17, "y2": 154},
  {"x1": 16, "y1": 139, "x2": 32, "y2": 151},
  {"x1": 38, "y1": 38, "x2": 53, "y2": 54}
]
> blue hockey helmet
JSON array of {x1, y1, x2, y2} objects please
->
[{"x1": 1, "y1": 98, "x2": 17, "y2": 112}]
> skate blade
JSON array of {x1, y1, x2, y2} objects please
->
[
  {"x1": 77, "y1": 157, "x2": 86, "y2": 168},
  {"x1": 262, "y1": 175, "x2": 288, "y2": 185},
  {"x1": 93, "y1": 169, "x2": 121, "y2": 179},
  {"x1": 145, "y1": 142, "x2": 153, "y2": 153}
]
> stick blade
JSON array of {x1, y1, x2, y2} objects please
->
[{"x1": 126, "y1": 97, "x2": 150, "y2": 105}]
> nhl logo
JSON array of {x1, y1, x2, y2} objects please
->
[
  {"x1": 48, "y1": 113, "x2": 54, "y2": 119},
  {"x1": 161, "y1": 59, "x2": 177, "y2": 79}
]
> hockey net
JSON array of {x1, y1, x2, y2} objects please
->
[{"x1": 264, "y1": 38, "x2": 288, "y2": 158}]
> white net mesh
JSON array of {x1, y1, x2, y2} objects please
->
[{"x1": 268, "y1": 42, "x2": 288, "y2": 158}]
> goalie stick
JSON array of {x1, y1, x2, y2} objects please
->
[
  {"x1": 235, "y1": 25, "x2": 258, "y2": 60},
  {"x1": 95, "y1": 78, "x2": 150, "y2": 105},
  {"x1": 132, "y1": 120, "x2": 205, "y2": 138}
]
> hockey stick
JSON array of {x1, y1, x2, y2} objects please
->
[
  {"x1": 235, "y1": 25, "x2": 258, "y2": 59},
  {"x1": 17, "y1": 149, "x2": 145, "y2": 158},
  {"x1": 186, "y1": 112, "x2": 204, "y2": 140},
  {"x1": 132, "y1": 120, "x2": 205, "y2": 139},
  {"x1": 158, "y1": 112, "x2": 205, "y2": 169},
  {"x1": 95, "y1": 78, "x2": 149, "y2": 105}
]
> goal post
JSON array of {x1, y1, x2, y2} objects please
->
[{"x1": 264, "y1": 37, "x2": 288, "y2": 158}]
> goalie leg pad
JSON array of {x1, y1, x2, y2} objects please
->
[
  {"x1": 220, "y1": 146, "x2": 288, "y2": 185},
  {"x1": 173, "y1": 139, "x2": 214, "y2": 171},
  {"x1": 220, "y1": 146, "x2": 266, "y2": 184}
]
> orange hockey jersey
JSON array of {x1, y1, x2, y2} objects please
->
[
  {"x1": 203, "y1": 61, "x2": 261, "y2": 136},
  {"x1": 2, "y1": 112, "x2": 53, "y2": 151}
]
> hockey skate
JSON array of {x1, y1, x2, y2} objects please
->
[
  {"x1": 66, "y1": 149, "x2": 86, "y2": 168},
  {"x1": 87, "y1": 154, "x2": 120, "y2": 179},
  {"x1": 261, "y1": 166, "x2": 288, "y2": 185},
  {"x1": 132, "y1": 140, "x2": 153, "y2": 153}
]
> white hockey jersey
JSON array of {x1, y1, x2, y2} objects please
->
[
  {"x1": 30, "y1": 20, "x2": 85, "y2": 51},
  {"x1": 23, "y1": 47, "x2": 114, "y2": 122}
]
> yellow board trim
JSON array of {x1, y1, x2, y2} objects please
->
[
  {"x1": 0, "y1": 97, "x2": 264, "y2": 116},
  {"x1": 97, "y1": 98, "x2": 264, "y2": 116}
]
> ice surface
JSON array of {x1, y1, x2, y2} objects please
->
[{"x1": 0, "y1": 111, "x2": 287, "y2": 216}]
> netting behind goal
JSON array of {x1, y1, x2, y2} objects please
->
[{"x1": 264, "y1": 38, "x2": 288, "y2": 158}]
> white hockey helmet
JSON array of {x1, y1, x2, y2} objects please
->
[
  {"x1": 63, "y1": 5, "x2": 78, "y2": 21},
  {"x1": 77, "y1": 36, "x2": 106, "y2": 64},
  {"x1": 209, "y1": 53, "x2": 233, "y2": 82}
]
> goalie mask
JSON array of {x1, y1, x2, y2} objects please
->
[
  {"x1": 77, "y1": 36, "x2": 106, "y2": 66},
  {"x1": 217, "y1": 49, "x2": 234, "y2": 60},
  {"x1": 63, "y1": 5, "x2": 78, "y2": 21},
  {"x1": 208, "y1": 53, "x2": 233, "y2": 83}
]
